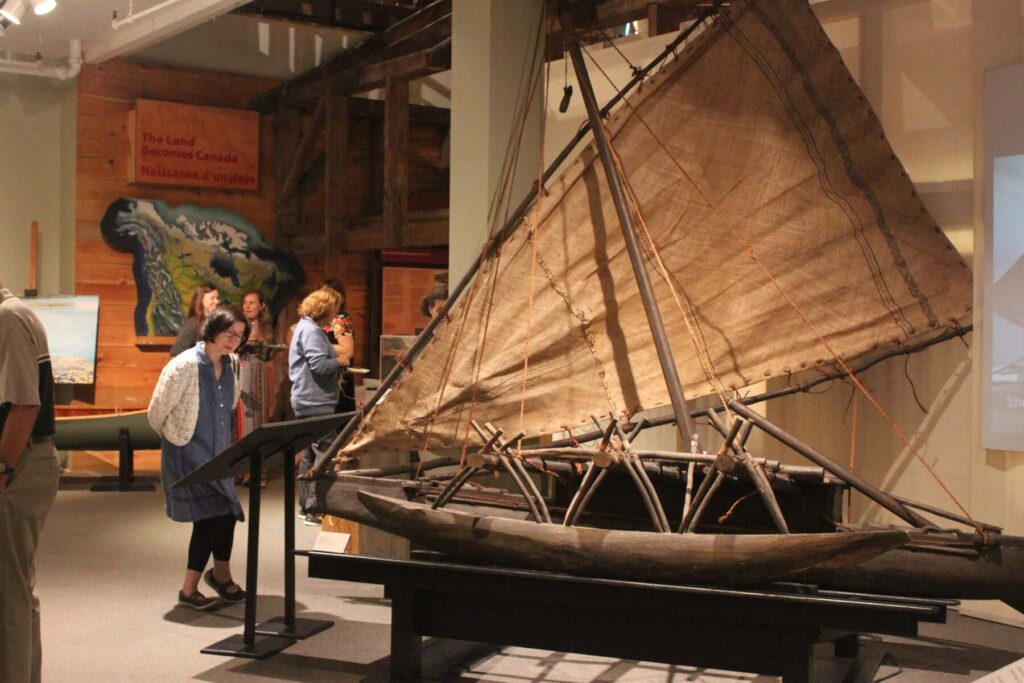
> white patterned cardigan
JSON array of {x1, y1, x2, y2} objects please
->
[{"x1": 147, "y1": 344, "x2": 242, "y2": 446}]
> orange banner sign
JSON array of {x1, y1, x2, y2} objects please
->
[{"x1": 129, "y1": 99, "x2": 259, "y2": 191}]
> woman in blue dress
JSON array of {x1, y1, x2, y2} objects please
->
[{"x1": 148, "y1": 305, "x2": 250, "y2": 609}]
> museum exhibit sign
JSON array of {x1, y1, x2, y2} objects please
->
[
  {"x1": 22, "y1": 295, "x2": 99, "y2": 384},
  {"x1": 128, "y1": 99, "x2": 260, "y2": 191}
]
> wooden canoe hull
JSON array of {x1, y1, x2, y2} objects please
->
[
  {"x1": 356, "y1": 491, "x2": 909, "y2": 586},
  {"x1": 797, "y1": 531, "x2": 1024, "y2": 608},
  {"x1": 54, "y1": 409, "x2": 160, "y2": 451}
]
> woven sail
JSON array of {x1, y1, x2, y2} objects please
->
[{"x1": 345, "y1": 0, "x2": 972, "y2": 453}]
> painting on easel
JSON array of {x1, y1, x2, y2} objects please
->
[{"x1": 22, "y1": 296, "x2": 99, "y2": 384}]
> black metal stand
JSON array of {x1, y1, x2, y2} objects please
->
[
  {"x1": 90, "y1": 428, "x2": 158, "y2": 492},
  {"x1": 202, "y1": 449, "x2": 295, "y2": 659},
  {"x1": 305, "y1": 552, "x2": 951, "y2": 683},
  {"x1": 173, "y1": 413, "x2": 349, "y2": 660},
  {"x1": 254, "y1": 444, "x2": 333, "y2": 640}
]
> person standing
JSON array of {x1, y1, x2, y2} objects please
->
[
  {"x1": 289, "y1": 286, "x2": 346, "y2": 525},
  {"x1": 170, "y1": 284, "x2": 220, "y2": 357},
  {"x1": 149, "y1": 305, "x2": 249, "y2": 609},
  {"x1": 0, "y1": 283, "x2": 61, "y2": 683},
  {"x1": 238, "y1": 290, "x2": 274, "y2": 437},
  {"x1": 322, "y1": 278, "x2": 355, "y2": 413},
  {"x1": 236, "y1": 291, "x2": 274, "y2": 488}
]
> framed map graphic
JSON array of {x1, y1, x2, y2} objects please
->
[{"x1": 100, "y1": 198, "x2": 304, "y2": 336}]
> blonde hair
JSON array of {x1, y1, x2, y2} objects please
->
[{"x1": 298, "y1": 286, "x2": 341, "y2": 323}]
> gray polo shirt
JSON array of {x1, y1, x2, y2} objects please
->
[{"x1": 0, "y1": 288, "x2": 56, "y2": 437}]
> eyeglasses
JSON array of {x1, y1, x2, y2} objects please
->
[{"x1": 222, "y1": 330, "x2": 245, "y2": 342}]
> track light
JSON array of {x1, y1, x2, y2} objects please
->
[
  {"x1": 0, "y1": 0, "x2": 27, "y2": 25},
  {"x1": 29, "y1": 0, "x2": 56, "y2": 15}
]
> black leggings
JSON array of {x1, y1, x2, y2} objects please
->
[{"x1": 187, "y1": 514, "x2": 236, "y2": 573}]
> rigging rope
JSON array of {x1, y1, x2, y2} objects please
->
[{"x1": 518, "y1": 59, "x2": 550, "y2": 441}]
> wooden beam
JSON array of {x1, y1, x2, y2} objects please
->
[
  {"x1": 280, "y1": 98, "x2": 326, "y2": 202},
  {"x1": 342, "y1": 209, "x2": 448, "y2": 251},
  {"x1": 647, "y1": 2, "x2": 688, "y2": 36},
  {"x1": 349, "y1": 97, "x2": 451, "y2": 126},
  {"x1": 324, "y1": 94, "x2": 349, "y2": 280},
  {"x1": 383, "y1": 77, "x2": 410, "y2": 249},
  {"x1": 548, "y1": 0, "x2": 703, "y2": 38},
  {"x1": 355, "y1": 38, "x2": 451, "y2": 93},
  {"x1": 232, "y1": 1, "x2": 413, "y2": 33},
  {"x1": 593, "y1": 0, "x2": 701, "y2": 27},
  {"x1": 252, "y1": 0, "x2": 452, "y2": 111}
]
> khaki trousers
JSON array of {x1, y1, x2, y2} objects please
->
[{"x1": 0, "y1": 442, "x2": 60, "y2": 683}]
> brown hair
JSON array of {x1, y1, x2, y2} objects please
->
[
  {"x1": 187, "y1": 284, "x2": 218, "y2": 322},
  {"x1": 241, "y1": 289, "x2": 272, "y2": 331},
  {"x1": 322, "y1": 278, "x2": 346, "y2": 308},
  {"x1": 201, "y1": 304, "x2": 250, "y2": 347},
  {"x1": 298, "y1": 286, "x2": 341, "y2": 324}
]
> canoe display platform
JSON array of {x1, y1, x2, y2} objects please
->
[{"x1": 304, "y1": 550, "x2": 953, "y2": 682}]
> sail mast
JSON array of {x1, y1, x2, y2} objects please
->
[{"x1": 560, "y1": 9, "x2": 697, "y2": 446}]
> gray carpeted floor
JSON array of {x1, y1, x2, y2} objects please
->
[{"x1": 35, "y1": 481, "x2": 1024, "y2": 682}]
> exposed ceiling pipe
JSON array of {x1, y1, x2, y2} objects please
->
[
  {"x1": 111, "y1": 0, "x2": 180, "y2": 30},
  {"x1": 0, "y1": 38, "x2": 81, "y2": 79}
]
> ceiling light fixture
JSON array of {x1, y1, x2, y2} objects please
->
[
  {"x1": 29, "y1": 0, "x2": 56, "y2": 16},
  {"x1": 0, "y1": 0, "x2": 26, "y2": 25}
]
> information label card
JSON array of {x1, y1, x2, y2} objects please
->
[{"x1": 129, "y1": 99, "x2": 259, "y2": 191}]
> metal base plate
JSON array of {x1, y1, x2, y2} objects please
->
[
  {"x1": 201, "y1": 633, "x2": 295, "y2": 659},
  {"x1": 90, "y1": 476, "x2": 158, "y2": 492},
  {"x1": 254, "y1": 616, "x2": 333, "y2": 640}
]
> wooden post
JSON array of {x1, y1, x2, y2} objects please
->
[
  {"x1": 383, "y1": 77, "x2": 409, "y2": 248},
  {"x1": 280, "y1": 99, "x2": 326, "y2": 202},
  {"x1": 324, "y1": 94, "x2": 349, "y2": 279},
  {"x1": 276, "y1": 107, "x2": 303, "y2": 240},
  {"x1": 26, "y1": 220, "x2": 39, "y2": 296}
]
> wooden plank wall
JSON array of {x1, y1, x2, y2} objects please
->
[{"x1": 75, "y1": 60, "x2": 279, "y2": 407}]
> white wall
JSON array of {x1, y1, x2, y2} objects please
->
[
  {"x1": 810, "y1": 0, "x2": 1023, "y2": 626},
  {"x1": 448, "y1": 0, "x2": 545, "y2": 284},
  {"x1": 0, "y1": 74, "x2": 76, "y2": 296}
]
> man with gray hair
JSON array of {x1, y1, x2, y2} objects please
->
[{"x1": 0, "y1": 282, "x2": 60, "y2": 683}]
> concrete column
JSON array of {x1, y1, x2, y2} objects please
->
[{"x1": 449, "y1": 0, "x2": 545, "y2": 283}]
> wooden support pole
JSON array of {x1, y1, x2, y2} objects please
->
[
  {"x1": 383, "y1": 77, "x2": 409, "y2": 249},
  {"x1": 324, "y1": 94, "x2": 349, "y2": 278},
  {"x1": 615, "y1": 423, "x2": 670, "y2": 532},
  {"x1": 741, "y1": 457, "x2": 789, "y2": 534},
  {"x1": 728, "y1": 400, "x2": 930, "y2": 528},
  {"x1": 275, "y1": 106, "x2": 302, "y2": 246}
]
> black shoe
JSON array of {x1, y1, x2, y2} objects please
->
[
  {"x1": 303, "y1": 513, "x2": 323, "y2": 527},
  {"x1": 178, "y1": 590, "x2": 219, "y2": 610},
  {"x1": 203, "y1": 569, "x2": 246, "y2": 603}
]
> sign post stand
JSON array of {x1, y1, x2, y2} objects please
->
[{"x1": 173, "y1": 413, "x2": 349, "y2": 659}]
